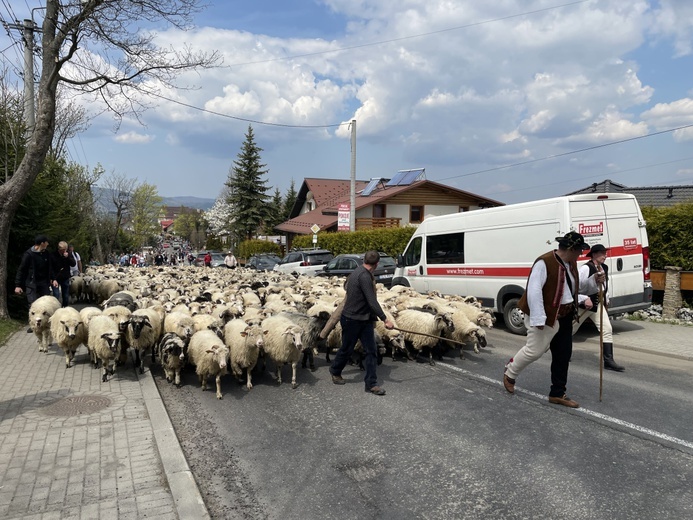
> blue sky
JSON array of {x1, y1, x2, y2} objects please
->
[{"x1": 1, "y1": 0, "x2": 692, "y2": 205}]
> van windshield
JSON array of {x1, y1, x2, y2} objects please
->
[{"x1": 402, "y1": 236, "x2": 423, "y2": 266}]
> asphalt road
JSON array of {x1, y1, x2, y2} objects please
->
[{"x1": 155, "y1": 324, "x2": 693, "y2": 520}]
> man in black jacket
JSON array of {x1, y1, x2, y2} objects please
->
[
  {"x1": 329, "y1": 250, "x2": 394, "y2": 395},
  {"x1": 15, "y1": 235, "x2": 54, "y2": 332}
]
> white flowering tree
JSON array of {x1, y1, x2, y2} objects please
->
[{"x1": 204, "y1": 197, "x2": 234, "y2": 245}]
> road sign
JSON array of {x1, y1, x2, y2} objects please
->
[{"x1": 310, "y1": 224, "x2": 320, "y2": 234}]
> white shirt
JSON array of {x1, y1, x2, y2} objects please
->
[
  {"x1": 70, "y1": 251, "x2": 81, "y2": 277},
  {"x1": 526, "y1": 257, "x2": 600, "y2": 327}
]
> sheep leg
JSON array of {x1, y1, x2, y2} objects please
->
[
  {"x1": 134, "y1": 349, "x2": 142, "y2": 374},
  {"x1": 102, "y1": 364, "x2": 109, "y2": 383},
  {"x1": 215, "y1": 374, "x2": 223, "y2": 399},
  {"x1": 199, "y1": 373, "x2": 207, "y2": 391},
  {"x1": 291, "y1": 361, "x2": 298, "y2": 389},
  {"x1": 428, "y1": 349, "x2": 435, "y2": 366},
  {"x1": 174, "y1": 369, "x2": 181, "y2": 388},
  {"x1": 65, "y1": 351, "x2": 71, "y2": 369},
  {"x1": 245, "y1": 365, "x2": 254, "y2": 390},
  {"x1": 275, "y1": 364, "x2": 283, "y2": 385}
]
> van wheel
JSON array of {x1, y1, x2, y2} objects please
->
[{"x1": 503, "y1": 298, "x2": 526, "y2": 335}]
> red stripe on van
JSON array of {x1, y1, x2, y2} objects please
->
[
  {"x1": 426, "y1": 267, "x2": 531, "y2": 277},
  {"x1": 425, "y1": 245, "x2": 643, "y2": 277}
]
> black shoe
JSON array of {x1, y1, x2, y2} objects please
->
[
  {"x1": 604, "y1": 360, "x2": 625, "y2": 372},
  {"x1": 26, "y1": 327, "x2": 33, "y2": 333}
]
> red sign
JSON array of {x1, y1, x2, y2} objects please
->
[
  {"x1": 578, "y1": 222, "x2": 604, "y2": 236},
  {"x1": 338, "y1": 203, "x2": 350, "y2": 231},
  {"x1": 623, "y1": 238, "x2": 638, "y2": 250}
]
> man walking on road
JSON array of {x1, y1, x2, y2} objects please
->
[
  {"x1": 329, "y1": 250, "x2": 394, "y2": 395},
  {"x1": 503, "y1": 232, "x2": 604, "y2": 408}
]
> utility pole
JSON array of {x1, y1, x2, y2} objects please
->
[
  {"x1": 6, "y1": 18, "x2": 37, "y2": 138},
  {"x1": 349, "y1": 119, "x2": 356, "y2": 231}
]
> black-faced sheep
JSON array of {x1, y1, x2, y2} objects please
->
[
  {"x1": 157, "y1": 332, "x2": 186, "y2": 387},
  {"x1": 261, "y1": 314, "x2": 305, "y2": 389},
  {"x1": 224, "y1": 319, "x2": 264, "y2": 390},
  {"x1": 87, "y1": 315, "x2": 123, "y2": 382},
  {"x1": 126, "y1": 308, "x2": 162, "y2": 374},
  {"x1": 188, "y1": 330, "x2": 229, "y2": 399},
  {"x1": 28, "y1": 295, "x2": 62, "y2": 353},
  {"x1": 49, "y1": 306, "x2": 86, "y2": 368}
]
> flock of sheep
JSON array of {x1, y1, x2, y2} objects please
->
[{"x1": 27, "y1": 264, "x2": 495, "y2": 399}]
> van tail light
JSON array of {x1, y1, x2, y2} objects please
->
[
  {"x1": 642, "y1": 246, "x2": 650, "y2": 281},
  {"x1": 300, "y1": 261, "x2": 310, "y2": 266}
]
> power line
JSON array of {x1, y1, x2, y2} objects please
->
[
  {"x1": 439, "y1": 123, "x2": 693, "y2": 182},
  {"x1": 484, "y1": 156, "x2": 693, "y2": 197},
  {"x1": 146, "y1": 89, "x2": 349, "y2": 128},
  {"x1": 222, "y1": 0, "x2": 590, "y2": 69}
]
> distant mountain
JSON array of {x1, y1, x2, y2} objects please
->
[
  {"x1": 93, "y1": 187, "x2": 215, "y2": 212},
  {"x1": 160, "y1": 196, "x2": 215, "y2": 211}
]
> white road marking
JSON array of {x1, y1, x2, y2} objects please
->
[{"x1": 439, "y1": 362, "x2": 693, "y2": 450}]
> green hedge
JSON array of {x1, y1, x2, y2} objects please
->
[
  {"x1": 642, "y1": 203, "x2": 693, "y2": 271},
  {"x1": 292, "y1": 227, "x2": 416, "y2": 257},
  {"x1": 238, "y1": 239, "x2": 282, "y2": 259}
]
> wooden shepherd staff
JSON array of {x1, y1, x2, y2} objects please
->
[{"x1": 597, "y1": 265, "x2": 605, "y2": 401}]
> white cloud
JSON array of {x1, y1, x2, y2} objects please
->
[
  {"x1": 650, "y1": 0, "x2": 693, "y2": 57},
  {"x1": 114, "y1": 131, "x2": 155, "y2": 144},
  {"x1": 640, "y1": 98, "x2": 693, "y2": 138}
]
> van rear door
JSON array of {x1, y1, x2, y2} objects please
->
[{"x1": 569, "y1": 196, "x2": 649, "y2": 314}]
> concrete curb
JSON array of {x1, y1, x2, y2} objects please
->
[{"x1": 138, "y1": 369, "x2": 211, "y2": 520}]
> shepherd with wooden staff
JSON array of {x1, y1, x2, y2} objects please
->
[{"x1": 574, "y1": 244, "x2": 626, "y2": 375}]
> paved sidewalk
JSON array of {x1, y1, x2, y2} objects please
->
[
  {"x1": 0, "y1": 330, "x2": 209, "y2": 520},
  {"x1": 574, "y1": 316, "x2": 693, "y2": 361}
]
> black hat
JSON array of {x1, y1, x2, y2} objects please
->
[
  {"x1": 586, "y1": 244, "x2": 608, "y2": 257},
  {"x1": 34, "y1": 234, "x2": 48, "y2": 245},
  {"x1": 555, "y1": 231, "x2": 590, "y2": 251}
]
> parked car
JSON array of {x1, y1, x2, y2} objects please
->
[
  {"x1": 316, "y1": 252, "x2": 396, "y2": 287},
  {"x1": 273, "y1": 249, "x2": 334, "y2": 277},
  {"x1": 246, "y1": 254, "x2": 281, "y2": 271},
  {"x1": 194, "y1": 251, "x2": 225, "y2": 267}
]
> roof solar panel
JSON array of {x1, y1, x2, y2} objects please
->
[
  {"x1": 399, "y1": 169, "x2": 424, "y2": 185},
  {"x1": 360, "y1": 178, "x2": 381, "y2": 196},
  {"x1": 385, "y1": 171, "x2": 406, "y2": 186}
]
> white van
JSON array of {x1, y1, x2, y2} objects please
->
[{"x1": 392, "y1": 193, "x2": 652, "y2": 334}]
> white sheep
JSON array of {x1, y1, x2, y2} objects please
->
[
  {"x1": 261, "y1": 314, "x2": 305, "y2": 389},
  {"x1": 192, "y1": 313, "x2": 224, "y2": 339},
  {"x1": 102, "y1": 304, "x2": 132, "y2": 365},
  {"x1": 163, "y1": 311, "x2": 195, "y2": 344},
  {"x1": 126, "y1": 307, "x2": 162, "y2": 374},
  {"x1": 188, "y1": 330, "x2": 229, "y2": 399},
  {"x1": 87, "y1": 315, "x2": 123, "y2": 382},
  {"x1": 28, "y1": 295, "x2": 61, "y2": 353},
  {"x1": 157, "y1": 332, "x2": 186, "y2": 387},
  {"x1": 224, "y1": 319, "x2": 264, "y2": 390},
  {"x1": 395, "y1": 308, "x2": 455, "y2": 365},
  {"x1": 68, "y1": 275, "x2": 85, "y2": 302},
  {"x1": 49, "y1": 307, "x2": 86, "y2": 369}
]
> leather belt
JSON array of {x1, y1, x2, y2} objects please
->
[{"x1": 557, "y1": 303, "x2": 575, "y2": 318}]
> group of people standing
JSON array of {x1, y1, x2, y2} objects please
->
[{"x1": 14, "y1": 235, "x2": 83, "y2": 310}]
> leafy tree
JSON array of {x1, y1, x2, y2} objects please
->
[
  {"x1": 130, "y1": 183, "x2": 163, "y2": 249},
  {"x1": 204, "y1": 196, "x2": 233, "y2": 237},
  {"x1": 225, "y1": 125, "x2": 270, "y2": 241},
  {"x1": 0, "y1": 0, "x2": 218, "y2": 318},
  {"x1": 103, "y1": 172, "x2": 136, "y2": 255},
  {"x1": 173, "y1": 208, "x2": 206, "y2": 249}
]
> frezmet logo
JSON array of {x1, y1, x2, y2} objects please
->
[{"x1": 578, "y1": 222, "x2": 604, "y2": 236}]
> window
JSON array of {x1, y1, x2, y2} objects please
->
[
  {"x1": 410, "y1": 205, "x2": 424, "y2": 223},
  {"x1": 459, "y1": 206, "x2": 469, "y2": 212},
  {"x1": 373, "y1": 204, "x2": 386, "y2": 218},
  {"x1": 402, "y1": 236, "x2": 423, "y2": 266},
  {"x1": 426, "y1": 232, "x2": 465, "y2": 264}
]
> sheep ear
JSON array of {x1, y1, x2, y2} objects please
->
[
  {"x1": 263, "y1": 330, "x2": 269, "y2": 335},
  {"x1": 240, "y1": 331, "x2": 248, "y2": 337},
  {"x1": 101, "y1": 333, "x2": 110, "y2": 339}
]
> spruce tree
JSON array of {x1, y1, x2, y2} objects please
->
[
  {"x1": 283, "y1": 179, "x2": 298, "y2": 221},
  {"x1": 225, "y1": 125, "x2": 270, "y2": 241}
]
